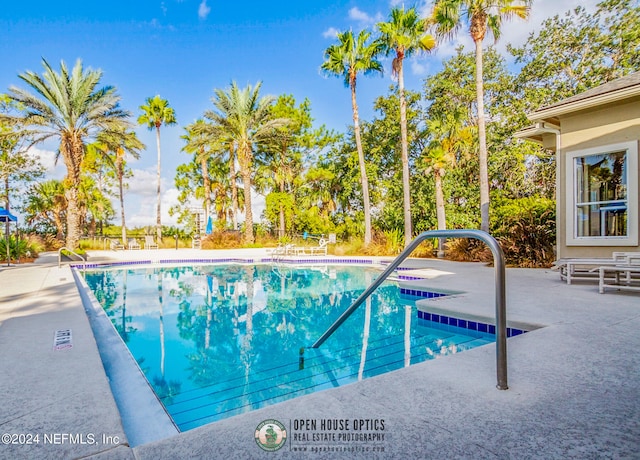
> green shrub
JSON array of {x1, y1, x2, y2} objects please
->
[
  {"x1": 493, "y1": 197, "x2": 556, "y2": 267},
  {"x1": 0, "y1": 236, "x2": 40, "y2": 262}
]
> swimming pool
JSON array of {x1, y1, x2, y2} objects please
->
[{"x1": 84, "y1": 263, "x2": 495, "y2": 431}]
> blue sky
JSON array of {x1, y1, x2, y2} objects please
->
[{"x1": 0, "y1": 0, "x2": 598, "y2": 228}]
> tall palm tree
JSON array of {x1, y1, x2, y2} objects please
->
[
  {"x1": 94, "y1": 127, "x2": 145, "y2": 245},
  {"x1": 185, "y1": 118, "x2": 241, "y2": 231},
  {"x1": 138, "y1": 95, "x2": 177, "y2": 242},
  {"x1": 378, "y1": 7, "x2": 435, "y2": 247},
  {"x1": 321, "y1": 30, "x2": 383, "y2": 246},
  {"x1": 205, "y1": 82, "x2": 287, "y2": 244},
  {"x1": 182, "y1": 119, "x2": 217, "y2": 228},
  {"x1": 423, "y1": 111, "x2": 474, "y2": 256},
  {"x1": 4, "y1": 59, "x2": 130, "y2": 249},
  {"x1": 430, "y1": 0, "x2": 531, "y2": 232}
]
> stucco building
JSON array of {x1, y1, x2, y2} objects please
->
[{"x1": 516, "y1": 72, "x2": 640, "y2": 259}]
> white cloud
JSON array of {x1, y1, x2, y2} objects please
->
[
  {"x1": 126, "y1": 168, "x2": 158, "y2": 198},
  {"x1": 122, "y1": 168, "x2": 180, "y2": 227},
  {"x1": 349, "y1": 7, "x2": 372, "y2": 23},
  {"x1": 348, "y1": 7, "x2": 383, "y2": 26},
  {"x1": 125, "y1": 186, "x2": 179, "y2": 228},
  {"x1": 198, "y1": 0, "x2": 211, "y2": 20},
  {"x1": 410, "y1": 58, "x2": 428, "y2": 76},
  {"x1": 322, "y1": 27, "x2": 340, "y2": 39},
  {"x1": 27, "y1": 146, "x2": 65, "y2": 179}
]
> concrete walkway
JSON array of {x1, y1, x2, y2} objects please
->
[{"x1": 0, "y1": 249, "x2": 638, "y2": 459}]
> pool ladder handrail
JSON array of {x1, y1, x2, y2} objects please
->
[
  {"x1": 310, "y1": 229, "x2": 508, "y2": 390},
  {"x1": 58, "y1": 247, "x2": 86, "y2": 272}
]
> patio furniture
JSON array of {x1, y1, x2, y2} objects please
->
[
  {"x1": 127, "y1": 238, "x2": 141, "y2": 250},
  {"x1": 295, "y1": 238, "x2": 328, "y2": 256},
  {"x1": 270, "y1": 243, "x2": 295, "y2": 257},
  {"x1": 553, "y1": 252, "x2": 640, "y2": 284},
  {"x1": 593, "y1": 265, "x2": 640, "y2": 294},
  {"x1": 109, "y1": 238, "x2": 124, "y2": 250},
  {"x1": 144, "y1": 235, "x2": 158, "y2": 250}
]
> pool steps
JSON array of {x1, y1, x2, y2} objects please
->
[{"x1": 165, "y1": 321, "x2": 492, "y2": 430}]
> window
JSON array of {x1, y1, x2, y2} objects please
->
[{"x1": 566, "y1": 141, "x2": 638, "y2": 246}]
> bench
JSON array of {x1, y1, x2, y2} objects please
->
[
  {"x1": 591, "y1": 265, "x2": 640, "y2": 294},
  {"x1": 554, "y1": 252, "x2": 640, "y2": 284}
]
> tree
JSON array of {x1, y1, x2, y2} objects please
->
[
  {"x1": 3, "y1": 59, "x2": 130, "y2": 249},
  {"x1": 24, "y1": 179, "x2": 67, "y2": 239},
  {"x1": 186, "y1": 116, "x2": 241, "y2": 230},
  {"x1": 182, "y1": 119, "x2": 217, "y2": 226},
  {"x1": 430, "y1": 0, "x2": 531, "y2": 233},
  {"x1": 422, "y1": 110, "x2": 474, "y2": 256},
  {"x1": 0, "y1": 95, "x2": 45, "y2": 213},
  {"x1": 321, "y1": 30, "x2": 383, "y2": 246},
  {"x1": 378, "y1": 7, "x2": 435, "y2": 247},
  {"x1": 138, "y1": 95, "x2": 177, "y2": 242},
  {"x1": 93, "y1": 127, "x2": 145, "y2": 245},
  {"x1": 205, "y1": 82, "x2": 287, "y2": 244},
  {"x1": 510, "y1": 0, "x2": 640, "y2": 107}
]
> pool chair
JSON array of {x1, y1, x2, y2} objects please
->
[
  {"x1": 309, "y1": 238, "x2": 328, "y2": 255},
  {"x1": 109, "y1": 238, "x2": 124, "y2": 250},
  {"x1": 297, "y1": 238, "x2": 328, "y2": 256},
  {"x1": 144, "y1": 235, "x2": 159, "y2": 250},
  {"x1": 127, "y1": 238, "x2": 141, "y2": 250},
  {"x1": 269, "y1": 243, "x2": 295, "y2": 257}
]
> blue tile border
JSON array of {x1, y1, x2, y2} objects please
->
[
  {"x1": 78, "y1": 257, "x2": 379, "y2": 270},
  {"x1": 399, "y1": 287, "x2": 446, "y2": 299},
  {"x1": 416, "y1": 310, "x2": 527, "y2": 337}
]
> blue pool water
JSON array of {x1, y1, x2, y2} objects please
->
[{"x1": 84, "y1": 263, "x2": 494, "y2": 431}]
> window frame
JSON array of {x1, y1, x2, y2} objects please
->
[{"x1": 566, "y1": 140, "x2": 638, "y2": 246}]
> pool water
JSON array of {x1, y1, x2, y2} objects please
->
[{"x1": 84, "y1": 263, "x2": 494, "y2": 431}]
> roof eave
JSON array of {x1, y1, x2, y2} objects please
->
[{"x1": 527, "y1": 86, "x2": 640, "y2": 121}]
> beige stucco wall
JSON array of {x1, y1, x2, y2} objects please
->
[{"x1": 555, "y1": 97, "x2": 640, "y2": 259}]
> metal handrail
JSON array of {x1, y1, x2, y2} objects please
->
[
  {"x1": 310, "y1": 229, "x2": 508, "y2": 390},
  {"x1": 58, "y1": 247, "x2": 86, "y2": 272}
]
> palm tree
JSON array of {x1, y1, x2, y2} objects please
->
[
  {"x1": 182, "y1": 119, "x2": 217, "y2": 227},
  {"x1": 430, "y1": 0, "x2": 531, "y2": 232},
  {"x1": 4, "y1": 59, "x2": 130, "y2": 249},
  {"x1": 94, "y1": 127, "x2": 145, "y2": 245},
  {"x1": 185, "y1": 117, "x2": 240, "y2": 230},
  {"x1": 138, "y1": 95, "x2": 177, "y2": 242},
  {"x1": 423, "y1": 111, "x2": 474, "y2": 256},
  {"x1": 205, "y1": 82, "x2": 287, "y2": 244},
  {"x1": 321, "y1": 30, "x2": 383, "y2": 246},
  {"x1": 378, "y1": 7, "x2": 435, "y2": 247}
]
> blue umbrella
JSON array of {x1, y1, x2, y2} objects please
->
[
  {"x1": 205, "y1": 216, "x2": 213, "y2": 234},
  {"x1": 0, "y1": 208, "x2": 17, "y2": 266},
  {"x1": 0, "y1": 208, "x2": 17, "y2": 222}
]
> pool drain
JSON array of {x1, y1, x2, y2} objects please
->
[{"x1": 53, "y1": 329, "x2": 73, "y2": 350}]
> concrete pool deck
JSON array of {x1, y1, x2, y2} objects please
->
[{"x1": 0, "y1": 248, "x2": 638, "y2": 459}]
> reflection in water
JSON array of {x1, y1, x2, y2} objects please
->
[
  {"x1": 358, "y1": 270, "x2": 373, "y2": 381},
  {"x1": 85, "y1": 264, "x2": 492, "y2": 431},
  {"x1": 358, "y1": 298, "x2": 371, "y2": 381},
  {"x1": 404, "y1": 305, "x2": 411, "y2": 368}
]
